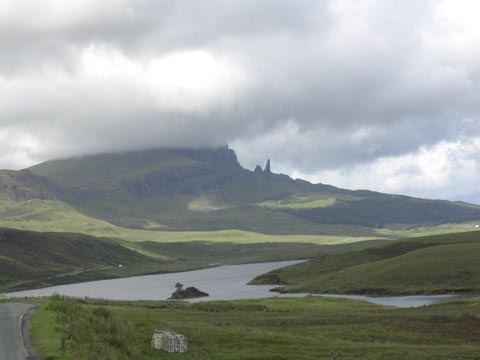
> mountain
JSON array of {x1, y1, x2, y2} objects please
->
[
  {"x1": 2, "y1": 147, "x2": 480, "y2": 292},
  {"x1": 251, "y1": 231, "x2": 480, "y2": 295},
  {"x1": 27, "y1": 146, "x2": 316, "y2": 233},
  {"x1": 0, "y1": 146, "x2": 479, "y2": 239}
]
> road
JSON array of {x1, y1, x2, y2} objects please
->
[{"x1": 0, "y1": 303, "x2": 39, "y2": 360}]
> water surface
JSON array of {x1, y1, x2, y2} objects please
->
[
  {"x1": 6, "y1": 260, "x2": 470, "y2": 307},
  {"x1": 317, "y1": 293, "x2": 462, "y2": 308},
  {"x1": 7, "y1": 260, "x2": 304, "y2": 302}
]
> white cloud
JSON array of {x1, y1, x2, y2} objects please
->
[
  {"x1": 80, "y1": 46, "x2": 246, "y2": 112},
  {"x1": 292, "y1": 138, "x2": 480, "y2": 201},
  {"x1": 0, "y1": 0, "x2": 479, "y2": 201}
]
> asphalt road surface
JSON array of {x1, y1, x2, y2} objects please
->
[{"x1": 0, "y1": 303, "x2": 39, "y2": 360}]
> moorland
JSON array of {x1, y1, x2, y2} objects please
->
[{"x1": 2, "y1": 146, "x2": 480, "y2": 359}]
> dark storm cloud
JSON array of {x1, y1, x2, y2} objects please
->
[
  {"x1": 0, "y1": 0, "x2": 323, "y2": 72},
  {"x1": 1, "y1": 0, "x2": 480, "y2": 200}
]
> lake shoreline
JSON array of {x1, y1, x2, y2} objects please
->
[
  {"x1": 270, "y1": 287, "x2": 479, "y2": 297},
  {"x1": 5, "y1": 259, "x2": 476, "y2": 308}
]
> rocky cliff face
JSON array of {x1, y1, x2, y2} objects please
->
[
  {"x1": 122, "y1": 162, "x2": 245, "y2": 197},
  {"x1": 171, "y1": 147, "x2": 242, "y2": 171},
  {"x1": 118, "y1": 147, "x2": 247, "y2": 198},
  {"x1": 26, "y1": 147, "x2": 247, "y2": 199},
  {"x1": 0, "y1": 170, "x2": 55, "y2": 201}
]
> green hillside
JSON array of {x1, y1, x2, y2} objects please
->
[
  {"x1": 1, "y1": 198, "x2": 479, "y2": 246},
  {"x1": 0, "y1": 199, "x2": 386, "y2": 244},
  {"x1": 17, "y1": 147, "x2": 480, "y2": 237},
  {"x1": 252, "y1": 230, "x2": 480, "y2": 295},
  {"x1": 0, "y1": 227, "x2": 163, "y2": 292}
]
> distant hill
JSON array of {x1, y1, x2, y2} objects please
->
[
  {"x1": 0, "y1": 146, "x2": 478, "y2": 238},
  {"x1": 251, "y1": 231, "x2": 480, "y2": 295}
]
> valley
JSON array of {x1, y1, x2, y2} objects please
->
[
  {"x1": 2, "y1": 147, "x2": 480, "y2": 360},
  {"x1": 4, "y1": 2, "x2": 480, "y2": 358},
  {"x1": 1, "y1": 147, "x2": 480, "y2": 298}
]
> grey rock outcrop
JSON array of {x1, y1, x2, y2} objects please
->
[{"x1": 254, "y1": 165, "x2": 263, "y2": 173}]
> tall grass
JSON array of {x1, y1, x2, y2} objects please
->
[
  {"x1": 32, "y1": 296, "x2": 480, "y2": 360},
  {"x1": 45, "y1": 295, "x2": 142, "y2": 360}
]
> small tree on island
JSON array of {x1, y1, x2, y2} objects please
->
[
  {"x1": 169, "y1": 283, "x2": 209, "y2": 300},
  {"x1": 175, "y1": 282, "x2": 183, "y2": 292}
]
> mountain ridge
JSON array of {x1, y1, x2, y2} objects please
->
[{"x1": 0, "y1": 146, "x2": 477, "y2": 237}]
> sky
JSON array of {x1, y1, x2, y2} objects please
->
[{"x1": 1, "y1": 0, "x2": 480, "y2": 202}]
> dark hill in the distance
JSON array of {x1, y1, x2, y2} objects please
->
[{"x1": 0, "y1": 146, "x2": 479, "y2": 237}]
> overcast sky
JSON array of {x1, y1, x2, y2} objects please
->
[{"x1": 1, "y1": 0, "x2": 480, "y2": 202}]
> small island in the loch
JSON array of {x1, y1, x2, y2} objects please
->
[{"x1": 169, "y1": 282, "x2": 209, "y2": 300}]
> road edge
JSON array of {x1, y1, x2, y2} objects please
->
[{"x1": 21, "y1": 303, "x2": 42, "y2": 360}]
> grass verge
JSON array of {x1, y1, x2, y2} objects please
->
[{"x1": 30, "y1": 302, "x2": 71, "y2": 360}]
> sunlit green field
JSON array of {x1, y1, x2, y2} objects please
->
[{"x1": 258, "y1": 193, "x2": 341, "y2": 209}]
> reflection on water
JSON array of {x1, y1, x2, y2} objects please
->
[
  {"x1": 5, "y1": 260, "x2": 471, "y2": 307},
  {"x1": 316, "y1": 293, "x2": 464, "y2": 308}
]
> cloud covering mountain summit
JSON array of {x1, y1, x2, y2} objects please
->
[{"x1": 1, "y1": 0, "x2": 480, "y2": 201}]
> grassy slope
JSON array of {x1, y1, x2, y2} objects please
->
[
  {"x1": 280, "y1": 193, "x2": 480, "y2": 228},
  {"x1": 66, "y1": 183, "x2": 480, "y2": 234},
  {"x1": 32, "y1": 295, "x2": 480, "y2": 360},
  {"x1": 257, "y1": 192, "x2": 358, "y2": 209},
  {"x1": 0, "y1": 199, "x2": 387, "y2": 243},
  {"x1": 252, "y1": 230, "x2": 480, "y2": 295},
  {"x1": 0, "y1": 228, "x2": 167, "y2": 292},
  {"x1": 74, "y1": 194, "x2": 367, "y2": 235},
  {"x1": 1, "y1": 199, "x2": 480, "y2": 246}
]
